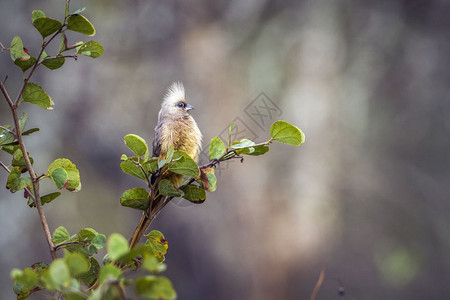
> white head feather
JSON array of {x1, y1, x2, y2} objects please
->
[{"x1": 163, "y1": 82, "x2": 185, "y2": 106}]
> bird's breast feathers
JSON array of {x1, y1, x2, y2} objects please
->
[{"x1": 159, "y1": 116, "x2": 202, "y2": 162}]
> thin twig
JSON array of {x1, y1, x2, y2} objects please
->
[
  {"x1": 39, "y1": 54, "x2": 78, "y2": 64},
  {"x1": 0, "y1": 160, "x2": 10, "y2": 173},
  {"x1": 310, "y1": 267, "x2": 326, "y2": 300},
  {"x1": 0, "y1": 41, "x2": 6, "y2": 51},
  {"x1": 0, "y1": 81, "x2": 14, "y2": 108},
  {"x1": 0, "y1": 125, "x2": 14, "y2": 134},
  {"x1": 54, "y1": 241, "x2": 87, "y2": 251}
]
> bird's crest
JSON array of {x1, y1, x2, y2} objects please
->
[{"x1": 163, "y1": 82, "x2": 185, "y2": 105}]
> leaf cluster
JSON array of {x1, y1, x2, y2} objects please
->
[
  {"x1": 12, "y1": 229, "x2": 175, "y2": 299},
  {"x1": 120, "y1": 134, "x2": 207, "y2": 211}
]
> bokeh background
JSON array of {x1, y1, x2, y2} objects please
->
[{"x1": 1, "y1": 0, "x2": 449, "y2": 299}]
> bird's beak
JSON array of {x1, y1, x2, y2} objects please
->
[{"x1": 186, "y1": 104, "x2": 194, "y2": 111}]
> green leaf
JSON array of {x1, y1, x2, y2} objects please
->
[
  {"x1": 14, "y1": 55, "x2": 37, "y2": 72},
  {"x1": 18, "y1": 112, "x2": 27, "y2": 132},
  {"x1": 22, "y1": 82, "x2": 54, "y2": 110},
  {"x1": 71, "y1": 7, "x2": 86, "y2": 15},
  {"x1": 209, "y1": 137, "x2": 226, "y2": 160},
  {"x1": 0, "y1": 145, "x2": 15, "y2": 155},
  {"x1": 120, "y1": 160, "x2": 147, "y2": 180},
  {"x1": 145, "y1": 230, "x2": 168, "y2": 262},
  {"x1": 91, "y1": 234, "x2": 106, "y2": 249},
  {"x1": 10, "y1": 36, "x2": 24, "y2": 61},
  {"x1": 11, "y1": 148, "x2": 34, "y2": 170},
  {"x1": 246, "y1": 144, "x2": 270, "y2": 156},
  {"x1": 11, "y1": 268, "x2": 39, "y2": 295},
  {"x1": 65, "y1": 252, "x2": 89, "y2": 276},
  {"x1": 158, "y1": 179, "x2": 183, "y2": 197},
  {"x1": 31, "y1": 10, "x2": 45, "y2": 22},
  {"x1": 135, "y1": 276, "x2": 176, "y2": 300},
  {"x1": 200, "y1": 168, "x2": 216, "y2": 192},
  {"x1": 182, "y1": 184, "x2": 206, "y2": 203},
  {"x1": 59, "y1": 33, "x2": 68, "y2": 53},
  {"x1": 124, "y1": 134, "x2": 148, "y2": 157},
  {"x1": 231, "y1": 138, "x2": 255, "y2": 149},
  {"x1": 6, "y1": 167, "x2": 31, "y2": 193},
  {"x1": 231, "y1": 139, "x2": 269, "y2": 156},
  {"x1": 27, "y1": 192, "x2": 59, "y2": 207},
  {"x1": 79, "y1": 257, "x2": 100, "y2": 287},
  {"x1": 168, "y1": 150, "x2": 199, "y2": 178},
  {"x1": 166, "y1": 145, "x2": 174, "y2": 163},
  {"x1": 99, "y1": 264, "x2": 122, "y2": 284},
  {"x1": 77, "y1": 40, "x2": 103, "y2": 58},
  {"x1": 65, "y1": 1, "x2": 69, "y2": 18},
  {"x1": 42, "y1": 56, "x2": 65, "y2": 70},
  {"x1": 0, "y1": 125, "x2": 15, "y2": 146},
  {"x1": 143, "y1": 157, "x2": 158, "y2": 173},
  {"x1": 22, "y1": 128, "x2": 40, "y2": 136},
  {"x1": 67, "y1": 14, "x2": 96, "y2": 35},
  {"x1": 107, "y1": 233, "x2": 129, "y2": 262},
  {"x1": 45, "y1": 259, "x2": 71, "y2": 289},
  {"x1": 42, "y1": 192, "x2": 61, "y2": 204},
  {"x1": 142, "y1": 254, "x2": 167, "y2": 274},
  {"x1": 52, "y1": 226, "x2": 70, "y2": 244},
  {"x1": 158, "y1": 159, "x2": 167, "y2": 169},
  {"x1": 228, "y1": 121, "x2": 234, "y2": 147},
  {"x1": 120, "y1": 187, "x2": 150, "y2": 210},
  {"x1": 39, "y1": 50, "x2": 49, "y2": 60},
  {"x1": 270, "y1": 120, "x2": 305, "y2": 146},
  {"x1": 51, "y1": 168, "x2": 69, "y2": 189},
  {"x1": 47, "y1": 158, "x2": 81, "y2": 191},
  {"x1": 78, "y1": 228, "x2": 99, "y2": 242},
  {"x1": 31, "y1": 261, "x2": 49, "y2": 272},
  {"x1": 31, "y1": 10, "x2": 62, "y2": 38},
  {"x1": 115, "y1": 245, "x2": 147, "y2": 264}
]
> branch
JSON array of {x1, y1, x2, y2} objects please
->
[
  {"x1": 0, "y1": 41, "x2": 6, "y2": 51},
  {"x1": 0, "y1": 25, "x2": 71, "y2": 261},
  {"x1": 39, "y1": 54, "x2": 78, "y2": 64},
  {"x1": 310, "y1": 267, "x2": 326, "y2": 300},
  {"x1": 0, "y1": 82, "x2": 56, "y2": 260},
  {"x1": 128, "y1": 141, "x2": 266, "y2": 248}
]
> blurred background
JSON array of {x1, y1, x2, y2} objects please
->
[{"x1": 1, "y1": 0, "x2": 449, "y2": 299}]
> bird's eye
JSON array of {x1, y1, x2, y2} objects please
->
[{"x1": 176, "y1": 102, "x2": 186, "y2": 108}]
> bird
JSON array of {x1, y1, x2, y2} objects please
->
[
  {"x1": 152, "y1": 81, "x2": 202, "y2": 187},
  {"x1": 129, "y1": 82, "x2": 202, "y2": 248}
]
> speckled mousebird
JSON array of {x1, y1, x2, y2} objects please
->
[
  {"x1": 152, "y1": 82, "x2": 202, "y2": 186},
  {"x1": 129, "y1": 82, "x2": 202, "y2": 248}
]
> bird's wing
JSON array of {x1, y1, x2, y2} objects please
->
[{"x1": 152, "y1": 122, "x2": 162, "y2": 157}]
